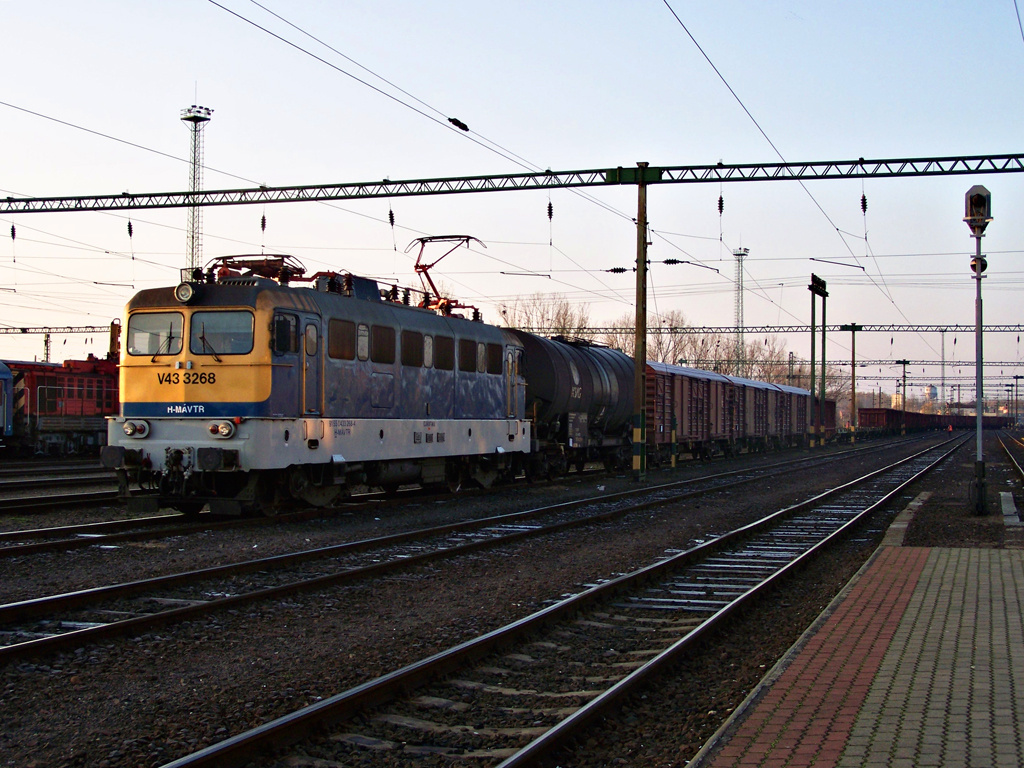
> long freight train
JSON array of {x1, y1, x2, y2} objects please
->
[{"x1": 101, "y1": 254, "x2": 838, "y2": 515}]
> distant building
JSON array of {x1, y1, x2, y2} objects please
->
[{"x1": 926, "y1": 385, "x2": 937, "y2": 401}]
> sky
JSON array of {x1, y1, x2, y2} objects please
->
[{"x1": 1, "y1": 0, "x2": 1023, "y2": 404}]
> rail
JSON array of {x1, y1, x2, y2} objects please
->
[{"x1": 154, "y1": 437, "x2": 963, "y2": 768}]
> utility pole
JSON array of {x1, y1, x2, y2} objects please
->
[
  {"x1": 940, "y1": 328, "x2": 947, "y2": 412},
  {"x1": 896, "y1": 359, "x2": 910, "y2": 435},
  {"x1": 1014, "y1": 375, "x2": 1023, "y2": 425},
  {"x1": 633, "y1": 163, "x2": 650, "y2": 481},
  {"x1": 841, "y1": 323, "x2": 862, "y2": 440},
  {"x1": 808, "y1": 275, "x2": 828, "y2": 446}
]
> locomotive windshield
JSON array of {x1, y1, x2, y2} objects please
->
[
  {"x1": 127, "y1": 312, "x2": 184, "y2": 357},
  {"x1": 189, "y1": 311, "x2": 254, "y2": 356}
]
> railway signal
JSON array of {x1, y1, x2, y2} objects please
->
[{"x1": 964, "y1": 185, "x2": 992, "y2": 515}]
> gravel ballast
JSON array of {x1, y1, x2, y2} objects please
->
[{"x1": 0, "y1": 434, "x2": 1015, "y2": 768}]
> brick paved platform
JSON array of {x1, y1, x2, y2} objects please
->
[{"x1": 691, "y1": 502, "x2": 1024, "y2": 768}]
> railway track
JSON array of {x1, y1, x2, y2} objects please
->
[
  {"x1": 0, "y1": 461, "x2": 119, "y2": 514},
  {"x1": 0, "y1": 458, "x2": 102, "y2": 478},
  {"x1": 155, "y1": 434, "x2": 965, "y2": 768},
  {"x1": 0, "y1": 436, "x2": 920, "y2": 555},
  {"x1": 1000, "y1": 430, "x2": 1024, "y2": 478},
  {"x1": 0, "y1": 436, "x2": 937, "y2": 665}
]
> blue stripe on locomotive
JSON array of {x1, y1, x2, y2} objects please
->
[{"x1": 124, "y1": 401, "x2": 265, "y2": 418}]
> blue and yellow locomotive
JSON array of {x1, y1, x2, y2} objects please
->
[{"x1": 101, "y1": 254, "x2": 531, "y2": 514}]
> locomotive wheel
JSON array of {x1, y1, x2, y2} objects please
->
[
  {"x1": 287, "y1": 466, "x2": 341, "y2": 508},
  {"x1": 174, "y1": 502, "x2": 205, "y2": 519}
]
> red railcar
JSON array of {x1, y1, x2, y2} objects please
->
[
  {"x1": 646, "y1": 362, "x2": 824, "y2": 462},
  {"x1": 5, "y1": 355, "x2": 119, "y2": 455},
  {"x1": 859, "y1": 407, "x2": 1012, "y2": 434}
]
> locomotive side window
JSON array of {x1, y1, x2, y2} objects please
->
[
  {"x1": 371, "y1": 325, "x2": 396, "y2": 364},
  {"x1": 487, "y1": 343, "x2": 503, "y2": 374},
  {"x1": 304, "y1": 324, "x2": 318, "y2": 356},
  {"x1": 190, "y1": 311, "x2": 254, "y2": 356},
  {"x1": 434, "y1": 336, "x2": 454, "y2": 370},
  {"x1": 401, "y1": 330, "x2": 423, "y2": 367},
  {"x1": 126, "y1": 312, "x2": 183, "y2": 356},
  {"x1": 327, "y1": 319, "x2": 356, "y2": 360},
  {"x1": 273, "y1": 313, "x2": 300, "y2": 354},
  {"x1": 423, "y1": 335, "x2": 433, "y2": 368},
  {"x1": 458, "y1": 339, "x2": 477, "y2": 373}
]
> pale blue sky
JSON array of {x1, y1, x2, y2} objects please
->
[{"x1": 2, "y1": 1, "x2": 1022, "y2": 399}]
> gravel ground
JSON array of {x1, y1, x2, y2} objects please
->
[{"x1": 0, "y1": 433, "x2": 1013, "y2": 768}]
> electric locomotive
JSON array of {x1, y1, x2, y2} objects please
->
[{"x1": 101, "y1": 254, "x2": 531, "y2": 515}]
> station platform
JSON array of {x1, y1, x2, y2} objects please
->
[{"x1": 691, "y1": 491, "x2": 1024, "y2": 768}]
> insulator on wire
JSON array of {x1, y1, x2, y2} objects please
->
[
  {"x1": 547, "y1": 202, "x2": 553, "y2": 221},
  {"x1": 127, "y1": 221, "x2": 133, "y2": 238},
  {"x1": 861, "y1": 193, "x2": 868, "y2": 214},
  {"x1": 388, "y1": 209, "x2": 395, "y2": 227},
  {"x1": 261, "y1": 214, "x2": 267, "y2": 233},
  {"x1": 718, "y1": 195, "x2": 724, "y2": 216},
  {"x1": 9, "y1": 225, "x2": 14, "y2": 241}
]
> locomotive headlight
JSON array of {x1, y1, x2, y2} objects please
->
[
  {"x1": 174, "y1": 282, "x2": 199, "y2": 304},
  {"x1": 208, "y1": 420, "x2": 236, "y2": 438},
  {"x1": 122, "y1": 420, "x2": 149, "y2": 438}
]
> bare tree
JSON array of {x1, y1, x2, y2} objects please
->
[
  {"x1": 498, "y1": 293, "x2": 592, "y2": 339},
  {"x1": 600, "y1": 312, "x2": 637, "y2": 356},
  {"x1": 600, "y1": 311, "x2": 730, "y2": 366}
]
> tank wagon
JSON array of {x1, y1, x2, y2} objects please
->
[{"x1": 505, "y1": 331, "x2": 634, "y2": 475}]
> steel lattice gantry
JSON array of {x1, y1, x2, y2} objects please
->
[
  {"x1": 5, "y1": 152, "x2": 1022, "y2": 475},
  {"x1": 2, "y1": 153, "x2": 1023, "y2": 213},
  {"x1": 515, "y1": 324, "x2": 1024, "y2": 335}
]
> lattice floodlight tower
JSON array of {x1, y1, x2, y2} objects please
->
[
  {"x1": 733, "y1": 247, "x2": 748, "y2": 374},
  {"x1": 181, "y1": 105, "x2": 213, "y2": 272}
]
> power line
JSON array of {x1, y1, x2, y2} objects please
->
[{"x1": 659, "y1": 0, "x2": 908, "y2": 328}]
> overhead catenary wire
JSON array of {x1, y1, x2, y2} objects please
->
[{"x1": 659, "y1": 0, "x2": 919, "y2": 343}]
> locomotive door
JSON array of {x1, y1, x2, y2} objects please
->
[
  {"x1": 302, "y1": 320, "x2": 322, "y2": 415},
  {"x1": 508, "y1": 347, "x2": 527, "y2": 419}
]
